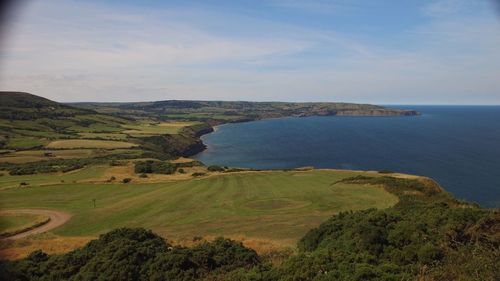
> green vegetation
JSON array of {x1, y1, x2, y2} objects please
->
[
  {"x1": 0, "y1": 92, "x2": 210, "y2": 163},
  {"x1": 72, "y1": 100, "x2": 419, "y2": 125},
  {"x1": 0, "y1": 170, "x2": 397, "y2": 242},
  {"x1": 134, "y1": 160, "x2": 177, "y2": 174},
  {"x1": 0, "y1": 213, "x2": 48, "y2": 237},
  {"x1": 122, "y1": 121, "x2": 200, "y2": 135},
  {"x1": 0, "y1": 228, "x2": 260, "y2": 281},
  {"x1": 207, "y1": 165, "x2": 225, "y2": 172},
  {"x1": 45, "y1": 139, "x2": 138, "y2": 149},
  {"x1": 1, "y1": 199, "x2": 497, "y2": 281},
  {"x1": 0, "y1": 92, "x2": 418, "y2": 168},
  {"x1": 0, "y1": 165, "x2": 108, "y2": 189},
  {"x1": 0, "y1": 158, "x2": 109, "y2": 175},
  {"x1": 2, "y1": 91, "x2": 496, "y2": 280}
]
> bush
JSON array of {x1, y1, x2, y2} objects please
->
[
  {"x1": 139, "y1": 173, "x2": 148, "y2": 178},
  {"x1": 122, "y1": 178, "x2": 132, "y2": 183},
  {"x1": 0, "y1": 228, "x2": 261, "y2": 281},
  {"x1": 178, "y1": 168, "x2": 185, "y2": 174},
  {"x1": 207, "y1": 165, "x2": 225, "y2": 172},
  {"x1": 134, "y1": 160, "x2": 176, "y2": 174},
  {"x1": 192, "y1": 172, "x2": 206, "y2": 177}
]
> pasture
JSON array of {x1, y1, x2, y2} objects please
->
[
  {"x1": 45, "y1": 139, "x2": 138, "y2": 149},
  {"x1": 0, "y1": 169, "x2": 398, "y2": 257},
  {"x1": 0, "y1": 149, "x2": 142, "y2": 164},
  {"x1": 122, "y1": 121, "x2": 200, "y2": 135}
]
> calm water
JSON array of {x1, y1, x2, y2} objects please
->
[{"x1": 194, "y1": 106, "x2": 500, "y2": 207}]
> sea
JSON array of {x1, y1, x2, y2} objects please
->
[{"x1": 194, "y1": 106, "x2": 500, "y2": 207}]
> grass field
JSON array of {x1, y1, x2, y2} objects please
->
[
  {"x1": 0, "y1": 149, "x2": 142, "y2": 164},
  {"x1": 6, "y1": 137, "x2": 46, "y2": 150},
  {"x1": 0, "y1": 213, "x2": 48, "y2": 236},
  {"x1": 122, "y1": 121, "x2": 199, "y2": 135},
  {"x1": 0, "y1": 165, "x2": 110, "y2": 189},
  {"x1": 45, "y1": 139, "x2": 138, "y2": 149},
  {"x1": 0, "y1": 170, "x2": 398, "y2": 256},
  {"x1": 77, "y1": 132, "x2": 128, "y2": 140}
]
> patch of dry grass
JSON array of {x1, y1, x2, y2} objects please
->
[{"x1": 46, "y1": 139, "x2": 137, "y2": 149}]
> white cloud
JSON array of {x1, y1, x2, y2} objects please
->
[{"x1": 0, "y1": 0, "x2": 499, "y2": 104}]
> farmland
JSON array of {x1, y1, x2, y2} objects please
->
[{"x1": 45, "y1": 139, "x2": 138, "y2": 149}]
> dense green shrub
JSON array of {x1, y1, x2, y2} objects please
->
[
  {"x1": 207, "y1": 165, "x2": 225, "y2": 172},
  {"x1": 0, "y1": 228, "x2": 260, "y2": 281},
  {"x1": 134, "y1": 160, "x2": 176, "y2": 174},
  {"x1": 0, "y1": 158, "x2": 104, "y2": 175}
]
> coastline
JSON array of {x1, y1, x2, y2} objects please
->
[{"x1": 188, "y1": 112, "x2": 421, "y2": 159}]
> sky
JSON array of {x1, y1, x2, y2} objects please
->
[{"x1": 0, "y1": 0, "x2": 500, "y2": 104}]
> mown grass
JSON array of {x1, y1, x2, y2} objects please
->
[
  {"x1": 0, "y1": 213, "x2": 48, "y2": 235},
  {"x1": 0, "y1": 165, "x2": 109, "y2": 189},
  {"x1": 0, "y1": 170, "x2": 398, "y2": 245}
]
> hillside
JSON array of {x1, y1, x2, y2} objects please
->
[
  {"x1": 0, "y1": 92, "x2": 210, "y2": 161},
  {"x1": 71, "y1": 100, "x2": 419, "y2": 124},
  {"x1": 0, "y1": 169, "x2": 497, "y2": 280}
]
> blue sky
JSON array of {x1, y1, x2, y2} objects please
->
[{"x1": 0, "y1": 0, "x2": 499, "y2": 104}]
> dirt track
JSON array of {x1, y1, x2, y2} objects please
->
[{"x1": 0, "y1": 209, "x2": 71, "y2": 239}]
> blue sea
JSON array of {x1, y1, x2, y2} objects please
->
[{"x1": 194, "y1": 106, "x2": 500, "y2": 208}]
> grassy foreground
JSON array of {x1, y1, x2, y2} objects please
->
[{"x1": 0, "y1": 169, "x2": 398, "y2": 257}]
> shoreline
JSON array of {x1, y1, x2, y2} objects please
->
[{"x1": 189, "y1": 113, "x2": 421, "y2": 159}]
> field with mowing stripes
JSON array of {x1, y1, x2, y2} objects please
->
[{"x1": 0, "y1": 170, "x2": 398, "y2": 254}]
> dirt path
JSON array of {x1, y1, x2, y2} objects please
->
[{"x1": 0, "y1": 209, "x2": 71, "y2": 239}]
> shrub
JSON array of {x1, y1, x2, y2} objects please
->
[
  {"x1": 0, "y1": 228, "x2": 261, "y2": 281},
  {"x1": 134, "y1": 160, "x2": 176, "y2": 174},
  {"x1": 192, "y1": 172, "x2": 206, "y2": 177},
  {"x1": 122, "y1": 178, "x2": 132, "y2": 183},
  {"x1": 207, "y1": 165, "x2": 225, "y2": 172}
]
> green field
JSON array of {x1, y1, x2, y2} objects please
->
[
  {"x1": 0, "y1": 170, "x2": 398, "y2": 245},
  {"x1": 0, "y1": 148, "x2": 142, "y2": 164},
  {"x1": 45, "y1": 139, "x2": 138, "y2": 149},
  {"x1": 0, "y1": 165, "x2": 109, "y2": 189},
  {"x1": 122, "y1": 121, "x2": 200, "y2": 135},
  {"x1": 0, "y1": 213, "x2": 47, "y2": 235}
]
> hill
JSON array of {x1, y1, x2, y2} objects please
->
[
  {"x1": 70, "y1": 100, "x2": 419, "y2": 124},
  {"x1": 0, "y1": 92, "x2": 210, "y2": 160},
  {"x1": 0, "y1": 92, "x2": 93, "y2": 120}
]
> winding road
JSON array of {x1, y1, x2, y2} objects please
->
[{"x1": 0, "y1": 209, "x2": 71, "y2": 239}]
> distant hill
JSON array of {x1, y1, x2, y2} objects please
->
[
  {"x1": 0, "y1": 92, "x2": 130, "y2": 151},
  {"x1": 71, "y1": 99, "x2": 419, "y2": 124},
  {"x1": 0, "y1": 91, "x2": 93, "y2": 120}
]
